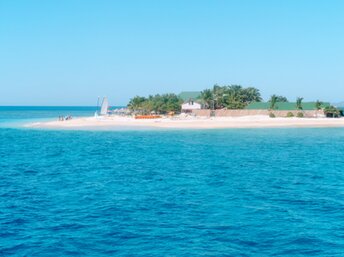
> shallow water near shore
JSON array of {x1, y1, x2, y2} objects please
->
[{"x1": 1, "y1": 107, "x2": 344, "y2": 256}]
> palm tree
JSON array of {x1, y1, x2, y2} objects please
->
[
  {"x1": 200, "y1": 89, "x2": 213, "y2": 109},
  {"x1": 315, "y1": 100, "x2": 323, "y2": 110},
  {"x1": 269, "y1": 95, "x2": 278, "y2": 110},
  {"x1": 296, "y1": 97, "x2": 304, "y2": 110},
  {"x1": 212, "y1": 84, "x2": 226, "y2": 109},
  {"x1": 275, "y1": 95, "x2": 288, "y2": 102},
  {"x1": 127, "y1": 96, "x2": 146, "y2": 112},
  {"x1": 243, "y1": 87, "x2": 262, "y2": 103}
]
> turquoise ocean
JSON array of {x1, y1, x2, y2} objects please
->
[{"x1": 1, "y1": 106, "x2": 344, "y2": 256}]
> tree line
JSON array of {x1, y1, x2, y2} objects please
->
[
  {"x1": 127, "y1": 84, "x2": 342, "y2": 116},
  {"x1": 127, "y1": 94, "x2": 182, "y2": 114},
  {"x1": 127, "y1": 84, "x2": 264, "y2": 114},
  {"x1": 200, "y1": 85, "x2": 262, "y2": 109}
]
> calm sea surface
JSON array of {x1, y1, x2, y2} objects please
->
[{"x1": 1, "y1": 107, "x2": 344, "y2": 256}]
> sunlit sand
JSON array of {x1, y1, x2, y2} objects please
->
[{"x1": 26, "y1": 115, "x2": 344, "y2": 130}]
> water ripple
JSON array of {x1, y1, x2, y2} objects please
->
[{"x1": 1, "y1": 128, "x2": 344, "y2": 256}]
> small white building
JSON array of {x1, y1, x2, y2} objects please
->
[{"x1": 181, "y1": 100, "x2": 202, "y2": 112}]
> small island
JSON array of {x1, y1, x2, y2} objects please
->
[{"x1": 28, "y1": 85, "x2": 344, "y2": 130}]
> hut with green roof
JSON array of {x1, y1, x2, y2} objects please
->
[
  {"x1": 178, "y1": 91, "x2": 201, "y2": 102},
  {"x1": 178, "y1": 91, "x2": 202, "y2": 112}
]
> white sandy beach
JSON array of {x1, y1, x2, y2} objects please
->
[{"x1": 26, "y1": 115, "x2": 344, "y2": 130}]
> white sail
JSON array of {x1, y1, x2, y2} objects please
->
[{"x1": 100, "y1": 97, "x2": 109, "y2": 115}]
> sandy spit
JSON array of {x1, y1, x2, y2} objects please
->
[{"x1": 25, "y1": 115, "x2": 344, "y2": 130}]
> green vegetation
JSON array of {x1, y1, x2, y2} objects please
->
[
  {"x1": 128, "y1": 94, "x2": 182, "y2": 114},
  {"x1": 199, "y1": 89, "x2": 213, "y2": 109},
  {"x1": 296, "y1": 112, "x2": 304, "y2": 118},
  {"x1": 127, "y1": 84, "x2": 335, "y2": 116},
  {"x1": 286, "y1": 112, "x2": 294, "y2": 117},
  {"x1": 200, "y1": 84, "x2": 262, "y2": 109},
  {"x1": 269, "y1": 95, "x2": 278, "y2": 110},
  {"x1": 296, "y1": 97, "x2": 303, "y2": 110},
  {"x1": 269, "y1": 95, "x2": 288, "y2": 103},
  {"x1": 324, "y1": 106, "x2": 343, "y2": 118},
  {"x1": 269, "y1": 94, "x2": 288, "y2": 110},
  {"x1": 315, "y1": 100, "x2": 323, "y2": 110},
  {"x1": 128, "y1": 84, "x2": 262, "y2": 113}
]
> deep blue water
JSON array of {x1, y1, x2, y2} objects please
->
[{"x1": 1, "y1": 107, "x2": 344, "y2": 256}]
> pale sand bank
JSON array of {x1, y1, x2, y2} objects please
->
[{"x1": 25, "y1": 115, "x2": 344, "y2": 130}]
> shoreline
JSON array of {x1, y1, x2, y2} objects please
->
[{"x1": 24, "y1": 115, "x2": 344, "y2": 130}]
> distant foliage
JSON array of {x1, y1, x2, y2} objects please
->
[
  {"x1": 296, "y1": 97, "x2": 304, "y2": 110},
  {"x1": 324, "y1": 106, "x2": 343, "y2": 118},
  {"x1": 269, "y1": 95, "x2": 278, "y2": 110},
  {"x1": 128, "y1": 84, "x2": 262, "y2": 113},
  {"x1": 286, "y1": 112, "x2": 294, "y2": 117},
  {"x1": 200, "y1": 84, "x2": 262, "y2": 109},
  {"x1": 268, "y1": 95, "x2": 288, "y2": 110},
  {"x1": 315, "y1": 100, "x2": 323, "y2": 110},
  {"x1": 128, "y1": 94, "x2": 182, "y2": 114},
  {"x1": 269, "y1": 112, "x2": 276, "y2": 118},
  {"x1": 269, "y1": 95, "x2": 288, "y2": 102},
  {"x1": 200, "y1": 89, "x2": 213, "y2": 109},
  {"x1": 296, "y1": 112, "x2": 304, "y2": 118}
]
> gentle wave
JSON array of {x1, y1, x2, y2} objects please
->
[{"x1": 1, "y1": 107, "x2": 344, "y2": 256}]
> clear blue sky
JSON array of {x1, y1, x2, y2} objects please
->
[{"x1": 1, "y1": 0, "x2": 343, "y2": 105}]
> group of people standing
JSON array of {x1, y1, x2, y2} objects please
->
[{"x1": 58, "y1": 115, "x2": 72, "y2": 121}]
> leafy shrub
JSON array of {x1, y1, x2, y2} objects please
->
[
  {"x1": 324, "y1": 105, "x2": 342, "y2": 118},
  {"x1": 296, "y1": 112, "x2": 304, "y2": 118},
  {"x1": 286, "y1": 112, "x2": 294, "y2": 117},
  {"x1": 269, "y1": 112, "x2": 276, "y2": 118}
]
